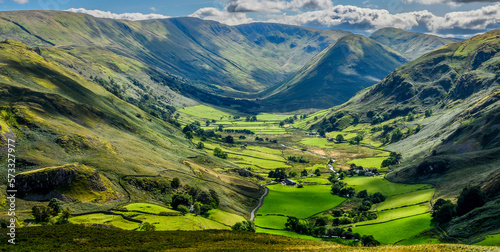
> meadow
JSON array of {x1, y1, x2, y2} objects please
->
[
  {"x1": 352, "y1": 214, "x2": 434, "y2": 244},
  {"x1": 256, "y1": 184, "x2": 345, "y2": 218},
  {"x1": 343, "y1": 176, "x2": 433, "y2": 196}
]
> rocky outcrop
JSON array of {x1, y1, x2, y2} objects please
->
[{"x1": 14, "y1": 163, "x2": 109, "y2": 201}]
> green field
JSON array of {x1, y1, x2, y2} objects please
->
[
  {"x1": 343, "y1": 176, "x2": 432, "y2": 196},
  {"x1": 178, "y1": 105, "x2": 234, "y2": 121},
  {"x1": 257, "y1": 184, "x2": 345, "y2": 218},
  {"x1": 132, "y1": 213, "x2": 230, "y2": 231},
  {"x1": 124, "y1": 203, "x2": 178, "y2": 214},
  {"x1": 347, "y1": 153, "x2": 389, "y2": 169},
  {"x1": 206, "y1": 209, "x2": 247, "y2": 227},
  {"x1": 69, "y1": 213, "x2": 140, "y2": 230},
  {"x1": 474, "y1": 234, "x2": 500, "y2": 246},
  {"x1": 361, "y1": 205, "x2": 430, "y2": 225},
  {"x1": 352, "y1": 214, "x2": 434, "y2": 244},
  {"x1": 377, "y1": 189, "x2": 435, "y2": 211},
  {"x1": 255, "y1": 228, "x2": 323, "y2": 241},
  {"x1": 254, "y1": 215, "x2": 289, "y2": 229}
]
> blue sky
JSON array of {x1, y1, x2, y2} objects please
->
[{"x1": 1, "y1": 0, "x2": 499, "y2": 37}]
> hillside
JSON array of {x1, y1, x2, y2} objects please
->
[
  {"x1": 259, "y1": 34, "x2": 408, "y2": 112},
  {"x1": 0, "y1": 10, "x2": 350, "y2": 97},
  {"x1": 370, "y1": 27, "x2": 461, "y2": 60},
  {"x1": 0, "y1": 40, "x2": 260, "y2": 215},
  {"x1": 308, "y1": 29, "x2": 500, "y2": 240}
]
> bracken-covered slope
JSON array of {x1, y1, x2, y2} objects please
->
[
  {"x1": 0, "y1": 40, "x2": 260, "y2": 215},
  {"x1": 0, "y1": 10, "x2": 350, "y2": 97},
  {"x1": 370, "y1": 27, "x2": 461, "y2": 60},
  {"x1": 260, "y1": 34, "x2": 408, "y2": 112}
]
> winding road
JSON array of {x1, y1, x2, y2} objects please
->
[{"x1": 250, "y1": 186, "x2": 269, "y2": 221}]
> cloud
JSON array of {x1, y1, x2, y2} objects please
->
[
  {"x1": 13, "y1": 0, "x2": 29, "y2": 4},
  {"x1": 224, "y1": 0, "x2": 333, "y2": 13},
  {"x1": 66, "y1": 8, "x2": 170, "y2": 21},
  {"x1": 405, "y1": 0, "x2": 500, "y2": 5},
  {"x1": 150, "y1": 7, "x2": 157, "y2": 12},
  {"x1": 189, "y1": 7, "x2": 253, "y2": 25}
]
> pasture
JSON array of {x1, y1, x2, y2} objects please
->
[
  {"x1": 257, "y1": 184, "x2": 345, "y2": 218},
  {"x1": 352, "y1": 214, "x2": 433, "y2": 244},
  {"x1": 342, "y1": 176, "x2": 432, "y2": 196}
]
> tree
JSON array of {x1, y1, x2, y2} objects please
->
[
  {"x1": 407, "y1": 112, "x2": 415, "y2": 121},
  {"x1": 289, "y1": 171, "x2": 297, "y2": 178},
  {"x1": 171, "y1": 177, "x2": 181, "y2": 188},
  {"x1": 171, "y1": 194, "x2": 191, "y2": 210},
  {"x1": 224, "y1": 135, "x2": 234, "y2": 144},
  {"x1": 141, "y1": 222, "x2": 157, "y2": 231},
  {"x1": 425, "y1": 109, "x2": 433, "y2": 117},
  {"x1": 218, "y1": 124, "x2": 224, "y2": 132},
  {"x1": 456, "y1": 186, "x2": 487, "y2": 216},
  {"x1": 357, "y1": 189, "x2": 368, "y2": 198},
  {"x1": 213, "y1": 147, "x2": 228, "y2": 159},
  {"x1": 177, "y1": 205, "x2": 190, "y2": 215},
  {"x1": 336, "y1": 134, "x2": 344, "y2": 143},
  {"x1": 61, "y1": 208, "x2": 71, "y2": 220},
  {"x1": 318, "y1": 129, "x2": 325, "y2": 137},
  {"x1": 48, "y1": 198, "x2": 62, "y2": 215},
  {"x1": 314, "y1": 169, "x2": 322, "y2": 176},
  {"x1": 182, "y1": 125, "x2": 192, "y2": 134},
  {"x1": 231, "y1": 221, "x2": 255, "y2": 232},
  {"x1": 391, "y1": 127, "x2": 403, "y2": 142},
  {"x1": 361, "y1": 235, "x2": 380, "y2": 246},
  {"x1": 196, "y1": 141, "x2": 204, "y2": 149},
  {"x1": 185, "y1": 131, "x2": 193, "y2": 139},
  {"x1": 328, "y1": 173, "x2": 338, "y2": 183},
  {"x1": 239, "y1": 135, "x2": 246, "y2": 139},
  {"x1": 279, "y1": 121, "x2": 285, "y2": 127},
  {"x1": 353, "y1": 135, "x2": 363, "y2": 145},
  {"x1": 193, "y1": 202, "x2": 202, "y2": 215},
  {"x1": 301, "y1": 169, "x2": 308, "y2": 177},
  {"x1": 32, "y1": 205, "x2": 52, "y2": 222},
  {"x1": 434, "y1": 202, "x2": 455, "y2": 224}
]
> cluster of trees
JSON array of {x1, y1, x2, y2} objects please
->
[
  {"x1": 92, "y1": 76, "x2": 178, "y2": 124},
  {"x1": 284, "y1": 217, "x2": 380, "y2": 246},
  {"x1": 213, "y1": 147, "x2": 228, "y2": 159},
  {"x1": 349, "y1": 135, "x2": 364, "y2": 145},
  {"x1": 171, "y1": 189, "x2": 220, "y2": 215},
  {"x1": 224, "y1": 129, "x2": 254, "y2": 135},
  {"x1": 432, "y1": 186, "x2": 487, "y2": 224},
  {"x1": 231, "y1": 221, "x2": 255, "y2": 232},
  {"x1": 287, "y1": 156, "x2": 309, "y2": 163},
  {"x1": 245, "y1": 115, "x2": 258, "y2": 122},
  {"x1": 268, "y1": 168, "x2": 287, "y2": 180},
  {"x1": 331, "y1": 209, "x2": 378, "y2": 225},
  {"x1": 279, "y1": 114, "x2": 307, "y2": 127},
  {"x1": 381, "y1": 152, "x2": 402, "y2": 168},
  {"x1": 32, "y1": 198, "x2": 71, "y2": 223}
]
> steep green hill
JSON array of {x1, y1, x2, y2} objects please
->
[
  {"x1": 370, "y1": 27, "x2": 461, "y2": 60},
  {"x1": 260, "y1": 34, "x2": 408, "y2": 112},
  {"x1": 309, "y1": 29, "x2": 500, "y2": 241},
  {"x1": 0, "y1": 40, "x2": 259, "y2": 214},
  {"x1": 0, "y1": 10, "x2": 349, "y2": 97}
]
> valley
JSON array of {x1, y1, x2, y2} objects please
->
[{"x1": 0, "y1": 9, "x2": 498, "y2": 251}]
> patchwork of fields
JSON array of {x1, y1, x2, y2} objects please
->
[{"x1": 66, "y1": 104, "x2": 498, "y2": 247}]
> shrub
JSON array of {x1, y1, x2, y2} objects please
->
[
  {"x1": 231, "y1": 221, "x2": 255, "y2": 232},
  {"x1": 213, "y1": 147, "x2": 228, "y2": 159},
  {"x1": 177, "y1": 205, "x2": 190, "y2": 215},
  {"x1": 32, "y1": 205, "x2": 52, "y2": 222}
]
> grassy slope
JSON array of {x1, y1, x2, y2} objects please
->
[
  {"x1": 0, "y1": 10, "x2": 349, "y2": 96},
  {"x1": 260, "y1": 34, "x2": 408, "y2": 112},
  {"x1": 0, "y1": 40, "x2": 259, "y2": 216},
  {"x1": 369, "y1": 27, "x2": 461, "y2": 60}
]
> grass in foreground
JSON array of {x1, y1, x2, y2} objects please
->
[{"x1": 0, "y1": 225, "x2": 495, "y2": 251}]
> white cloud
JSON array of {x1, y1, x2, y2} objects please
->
[
  {"x1": 189, "y1": 7, "x2": 253, "y2": 25},
  {"x1": 13, "y1": 0, "x2": 29, "y2": 4},
  {"x1": 224, "y1": 0, "x2": 333, "y2": 13},
  {"x1": 406, "y1": 0, "x2": 500, "y2": 4},
  {"x1": 150, "y1": 7, "x2": 157, "y2": 12},
  {"x1": 66, "y1": 8, "x2": 170, "y2": 21}
]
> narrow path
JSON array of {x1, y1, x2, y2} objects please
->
[{"x1": 250, "y1": 186, "x2": 269, "y2": 221}]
